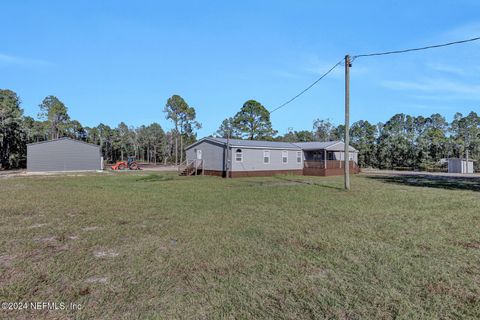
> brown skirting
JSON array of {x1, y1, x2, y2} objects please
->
[
  {"x1": 231, "y1": 169, "x2": 304, "y2": 178},
  {"x1": 201, "y1": 168, "x2": 359, "y2": 178},
  {"x1": 202, "y1": 169, "x2": 303, "y2": 178},
  {"x1": 202, "y1": 170, "x2": 224, "y2": 177}
]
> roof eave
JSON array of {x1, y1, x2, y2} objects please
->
[
  {"x1": 27, "y1": 137, "x2": 100, "y2": 148},
  {"x1": 229, "y1": 145, "x2": 301, "y2": 150},
  {"x1": 185, "y1": 137, "x2": 226, "y2": 150}
]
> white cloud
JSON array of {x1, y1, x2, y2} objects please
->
[
  {"x1": 305, "y1": 62, "x2": 343, "y2": 78},
  {"x1": 414, "y1": 94, "x2": 475, "y2": 101},
  {"x1": 403, "y1": 104, "x2": 455, "y2": 111},
  {"x1": 269, "y1": 70, "x2": 303, "y2": 79},
  {"x1": 304, "y1": 59, "x2": 370, "y2": 79},
  {"x1": 0, "y1": 53, "x2": 52, "y2": 67},
  {"x1": 427, "y1": 63, "x2": 466, "y2": 76},
  {"x1": 445, "y1": 22, "x2": 480, "y2": 41},
  {"x1": 304, "y1": 55, "x2": 347, "y2": 78},
  {"x1": 381, "y1": 78, "x2": 480, "y2": 95}
]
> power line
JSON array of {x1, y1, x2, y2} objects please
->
[
  {"x1": 269, "y1": 59, "x2": 343, "y2": 114},
  {"x1": 269, "y1": 36, "x2": 480, "y2": 115},
  {"x1": 352, "y1": 36, "x2": 480, "y2": 59}
]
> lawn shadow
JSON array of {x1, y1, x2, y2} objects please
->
[
  {"x1": 136, "y1": 174, "x2": 175, "y2": 182},
  {"x1": 272, "y1": 175, "x2": 344, "y2": 191},
  {"x1": 366, "y1": 174, "x2": 480, "y2": 192}
]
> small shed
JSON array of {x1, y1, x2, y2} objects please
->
[
  {"x1": 27, "y1": 138, "x2": 102, "y2": 173},
  {"x1": 447, "y1": 158, "x2": 475, "y2": 174}
]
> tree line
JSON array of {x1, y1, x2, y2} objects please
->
[
  {"x1": 215, "y1": 100, "x2": 479, "y2": 171},
  {"x1": 0, "y1": 89, "x2": 200, "y2": 169},
  {"x1": 1, "y1": 89, "x2": 479, "y2": 171}
]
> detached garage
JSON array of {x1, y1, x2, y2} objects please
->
[{"x1": 27, "y1": 138, "x2": 102, "y2": 173}]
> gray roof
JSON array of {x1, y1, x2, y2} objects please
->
[
  {"x1": 209, "y1": 137, "x2": 300, "y2": 149},
  {"x1": 187, "y1": 137, "x2": 358, "y2": 152},
  {"x1": 447, "y1": 158, "x2": 476, "y2": 162},
  {"x1": 27, "y1": 137, "x2": 100, "y2": 148},
  {"x1": 293, "y1": 141, "x2": 357, "y2": 152}
]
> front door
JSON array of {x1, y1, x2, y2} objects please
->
[{"x1": 196, "y1": 149, "x2": 202, "y2": 160}]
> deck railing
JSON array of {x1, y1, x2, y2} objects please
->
[
  {"x1": 304, "y1": 160, "x2": 358, "y2": 170},
  {"x1": 178, "y1": 159, "x2": 204, "y2": 176}
]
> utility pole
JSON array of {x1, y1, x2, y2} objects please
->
[
  {"x1": 344, "y1": 55, "x2": 351, "y2": 190},
  {"x1": 175, "y1": 136, "x2": 178, "y2": 165}
]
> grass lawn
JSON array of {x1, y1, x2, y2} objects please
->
[{"x1": 0, "y1": 172, "x2": 479, "y2": 319}]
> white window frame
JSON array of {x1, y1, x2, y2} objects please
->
[
  {"x1": 263, "y1": 150, "x2": 270, "y2": 164},
  {"x1": 235, "y1": 149, "x2": 243, "y2": 162},
  {"x1": 296, "y1": 151, "x2": 302, "y2": 163},
  {"x1": 282, "y1": 150, "x2": 288, "y2": 164}
]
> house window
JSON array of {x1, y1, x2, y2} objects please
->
[
  {"x1": 296, "y1": 151, "x2": 302, "y2": 163},
  {"x1": 282, "y1": 150, "x2": 288, "y2": 164},
  {"x1": 235, "y1": 149, "x2": 243, "y2": 162},
  {"x1": 263, "y1": 150, "x2": 270, "y2": 164}
]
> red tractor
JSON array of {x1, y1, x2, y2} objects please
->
[{"x1": 111, "y1": 157, "x2": 141, "y2": 170}]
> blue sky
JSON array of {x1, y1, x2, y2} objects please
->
[{"x1": 1, "y1": 0, "x2": 479, "y2": 137}]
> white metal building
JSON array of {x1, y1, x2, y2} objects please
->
[{"x1": 447, "y1": 158, "x2": 475, "y2": 174}]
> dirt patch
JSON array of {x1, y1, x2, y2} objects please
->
[
  {"x1": 36, "y1": 236, "x2": 56, "y2": 242},
  {"x1": 0, "y1": 255, "x2": 15, "y2": 267},
  {"x1": 27, "y1": 223, "x2": 48, "y2": 229},
  {"x1": 455, "y1": 241, "x2": 480, "y2": 250},
  {"x1": 426, "y1": 282, "x2": 479, "y2": 304},
  {"x1": 82, "y1": 226, "x2": 100, "y2": 231},
  {"x1": 93, "y1": 250, "x2": 119, "y2": 258},
  {"x1": 85, "y1": 276, "x2": 108, "y2": 284},
  {"x1": 33, "y1": 234, "x2": 72, "y2": 254},
  {"x1": 309, "y1": 266, "x2": 328, "y2": 279},
  {"x1": 426, "y1": 283, "x2": 453, "y2": 295},
  {"x1": 35, "y1": 234, "x2": 76, "y2": 244},
  {"x1": 22, "y1": 243, "x2": 69, "y2": 263},
  {"x1": 44, "y1": 243, "x2": 69, "y2": 252},
  {"x1": 67, "y1": 208, "x2": 86, "y2": 217}
]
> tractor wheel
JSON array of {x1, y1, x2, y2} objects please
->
[
  {"x1": 118, "y1": 163, "x2": 126, "y2": 170},
  {"x1": 129, "y1": 162, "x2": 138, "y2": 170}
]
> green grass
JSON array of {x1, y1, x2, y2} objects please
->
[{"x1": 0, "y1": 172, "x2": 479, "y2": 319}]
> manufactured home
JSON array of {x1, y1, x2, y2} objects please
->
[
  {"x1": 27, "y1": 138, "x2": 102, "y2": 173},
  {"x1": 182, "y1": 137, "x2": 359, "y2": 177}
]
